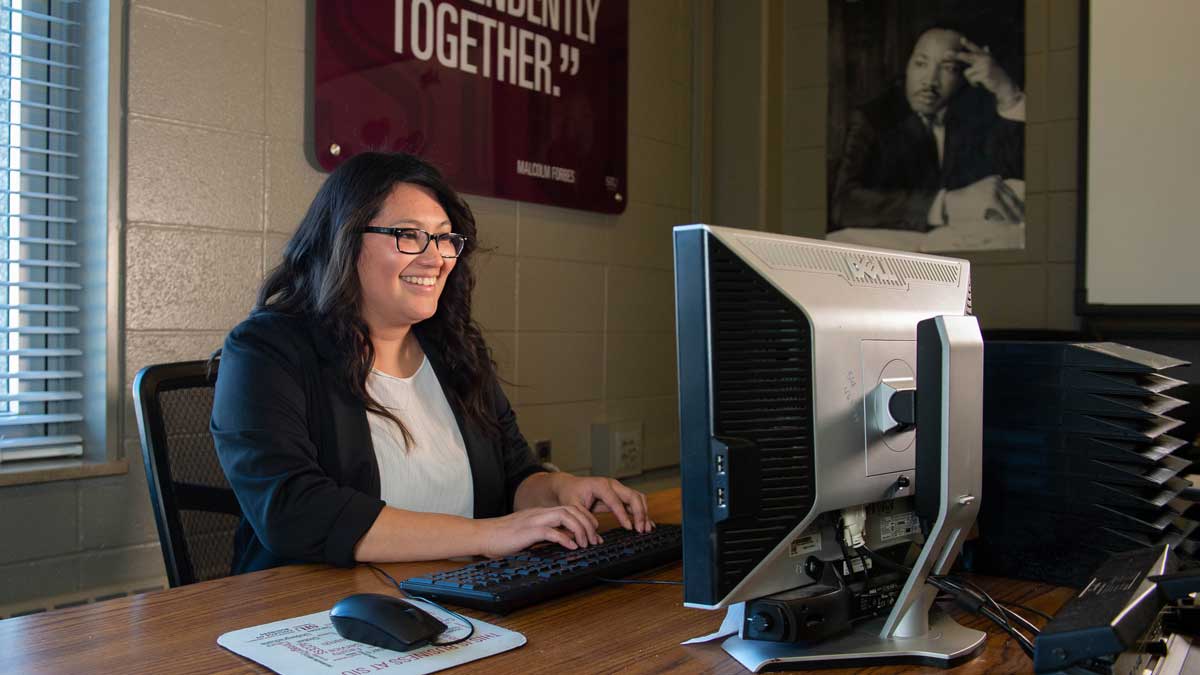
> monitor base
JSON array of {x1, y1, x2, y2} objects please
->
[{"x1": 721, "y1": 610, "x2": 986, "y2": 672}]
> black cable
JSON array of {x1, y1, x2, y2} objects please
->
[
  {"x1": 856, "y1": 542, "x2": 910, "y2": 574},
  {"x1": 934, "y1": 576, "x2": 1037, "y2": 656},
  {"x1": 936, "y1": 577, "x2": 1001, "y2": 615},
  {"x1": 857, "y1": 544, "x2": 1038, "y2": 656},
  {"x1": 928, "y1": 576, "x2": 985, "y2": 612},
  {"x1": 981, "y1": 605, "x2": 1035, "y2": 656},
  {"x1": 943, "y1": 576, "x2": 1042, "y2": 637},
  {"x1": 367, "y1": 562, "x2": 406, "y2": 589},
  {"x1": 1003, "y1": 601, "x2": 1054, "y2": 623},
  {"x1": 596, "y1": 577, "x2": 683, "y2": 585},
  {"x1": 930, "y1": 575, "x2": 1033, "y2": 656},
  {"x1": 366, "y1": 563, "x2": 476, "y2": 647},
  {"x1": 859, "y1": 544, "x2": 1037, "y2": 633},
  {"x1": 1000, "y1": 606, "x2": 1042, "y2": 640},
  {"x1": 937, "y1": 577, "x2": 1019, "y2": 633}
]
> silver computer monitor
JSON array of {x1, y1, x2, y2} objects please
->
[{"x1": 674, "y1": 222, "x2": 988, "y2": 647}]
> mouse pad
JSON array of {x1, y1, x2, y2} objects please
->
[{"x1": 218, "y1": 604, "x2": 525, "y2": 674}]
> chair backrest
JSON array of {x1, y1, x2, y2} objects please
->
[{"x1": 133, "y1": 359, "x2": 241, "y2": 587}]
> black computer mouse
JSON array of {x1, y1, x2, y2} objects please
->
[{"x1": 330, "y1": 593, "x2": 447, "y2": 652}]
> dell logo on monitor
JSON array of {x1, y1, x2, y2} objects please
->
[{"x1": 847, "y1": 256, "x2": 901, "y2": 286}]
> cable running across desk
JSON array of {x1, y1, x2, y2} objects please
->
[
  {"x1": 367, "y1": 563, "x2": 476, "y2": 647},
  {"x1": 855, "y1": 542, "x2": 1039, "y2": 657}
]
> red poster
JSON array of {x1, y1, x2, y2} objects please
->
[{"x1": 314, "y1": 0, "x2": 629, "y2": 214}]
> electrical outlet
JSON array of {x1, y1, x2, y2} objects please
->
[
  {"x1": 591, "y1": 421, "x2": 644, "y2": 479},
  {"x1": 611, "y1": 423, "x2": 643, "y2": 478},
  {"x1": 534, "y1": 440, "x2": 552, "y2": 463}
]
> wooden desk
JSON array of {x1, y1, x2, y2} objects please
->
[{"x1": 0, "y1": 488, "x2": 1073, "y2": 674}]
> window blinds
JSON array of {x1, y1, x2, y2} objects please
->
[{"x1": 0, "y1": 0, "x2": 83, "y2": 464}]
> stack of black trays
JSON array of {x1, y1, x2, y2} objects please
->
[{"x1": 967, "y1": 342, "x2": 1196, "y2": 587}]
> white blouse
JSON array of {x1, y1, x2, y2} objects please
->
[{"x1": 365, "y1": 357, "x2": 474, "y2": 518}]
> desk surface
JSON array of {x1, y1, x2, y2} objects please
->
[{"x1": 0, "y1": 488, "x2": 1074, "y2": 674}]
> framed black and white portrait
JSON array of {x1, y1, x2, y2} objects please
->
[{"x1": 826, "y1": 0, "x2": 1026, "y2": 253}]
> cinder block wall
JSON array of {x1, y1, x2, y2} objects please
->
[
  {"x1": 0, "y1": 0, "x2": 694, "y2": 611},
  {"x1": 781, "y1": 0, "x2": 1081, "y2": 331}
]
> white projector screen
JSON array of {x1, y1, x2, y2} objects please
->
[{"x1": 1084, "y1": 0, "x2": 1200, "y2": 311}]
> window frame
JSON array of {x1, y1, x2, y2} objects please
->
[{"x1": 0, "y1": 0, "x2": 124, "y2": 487}]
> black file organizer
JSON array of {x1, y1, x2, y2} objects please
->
[{"x1": 966, "y1": 342, "x2": 1197, "y2": 587}]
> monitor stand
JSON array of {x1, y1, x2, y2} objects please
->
[
  {"x1": 722, "y1": 610, "x2": 984, "y2": 670},
  {"x1": 722, "y1": 315, "x2": 988, "y2": 671}
]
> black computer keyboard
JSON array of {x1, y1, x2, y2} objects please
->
[{"x1": 399, "y1": 524, "x2": 682, "y2": 613}]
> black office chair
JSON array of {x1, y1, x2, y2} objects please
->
[{"x1": 133, "y1": 359, "x2": 242, "y2": 587}]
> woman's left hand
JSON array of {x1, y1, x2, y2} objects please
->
[{"x1": 554, "y1": 475, "x2": 654, "y2": 533}]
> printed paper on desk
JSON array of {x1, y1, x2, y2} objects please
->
[{"x1": 217, "y1": 605, "x2": 525, "y2": 675}]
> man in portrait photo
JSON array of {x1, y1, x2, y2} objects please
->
[{"x1": 826, "y1": 2, "x2": 1025, "y2": 251}]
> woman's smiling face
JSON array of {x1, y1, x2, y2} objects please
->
[{"x1": 356, "y1": 182, "x2": 457, "y2": 331}]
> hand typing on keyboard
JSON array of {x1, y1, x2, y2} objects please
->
[
  {"x1": 479, "y1": 504, "x2": 602, "y2": 558},
  {"x1": 477, "y1": 473, "x2": 653, "y2": 559},
  {"x1": 355, "y1": 473, "x2": 652, "y2": 563},
  {"x1": 550, "y1": 476, "x2": 655, "y2": 534}
]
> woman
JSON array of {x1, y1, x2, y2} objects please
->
[{"x1": 212, "y1": 152, "x2": 652, "y2": 574}]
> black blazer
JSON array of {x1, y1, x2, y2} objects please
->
[
  {"x1": 831, "y1": 85, "x2": 1024, "y2": 232},
  {"x1": 211, "y1": 311, "x2": 545, "y2": 574}
]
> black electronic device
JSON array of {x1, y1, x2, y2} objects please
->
[
  {"x1": 740, "y1": 564, "x2": 910, "y2": 645},
  {"x1": 742, "y1": 580, "x2": 853, "y2": 645},
  {"x1": 1032, "y1": 546, "x2": 1175, "y2": 673},
  {"x1": 329, "y1": 593, "x2": 447, "y2": 652},
  {"x1": 398, "y1": 524, "x2": 682, "y2": 613}
]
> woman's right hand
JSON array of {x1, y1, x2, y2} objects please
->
[{"x1": 477, "y1": 505, "x2": 602, "y2": 558}]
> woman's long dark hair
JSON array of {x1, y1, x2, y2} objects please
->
[{"x1": 258, "y1": 152, "x2": 499, "y2": 444}]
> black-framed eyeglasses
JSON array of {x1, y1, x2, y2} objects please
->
[{"x1": 364, "y1": 227, "x2": 468, "y2": 258}]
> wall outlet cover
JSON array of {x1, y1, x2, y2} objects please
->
[{"x1": 592, "y1": 421, "x2": 643, "y2": 479}]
